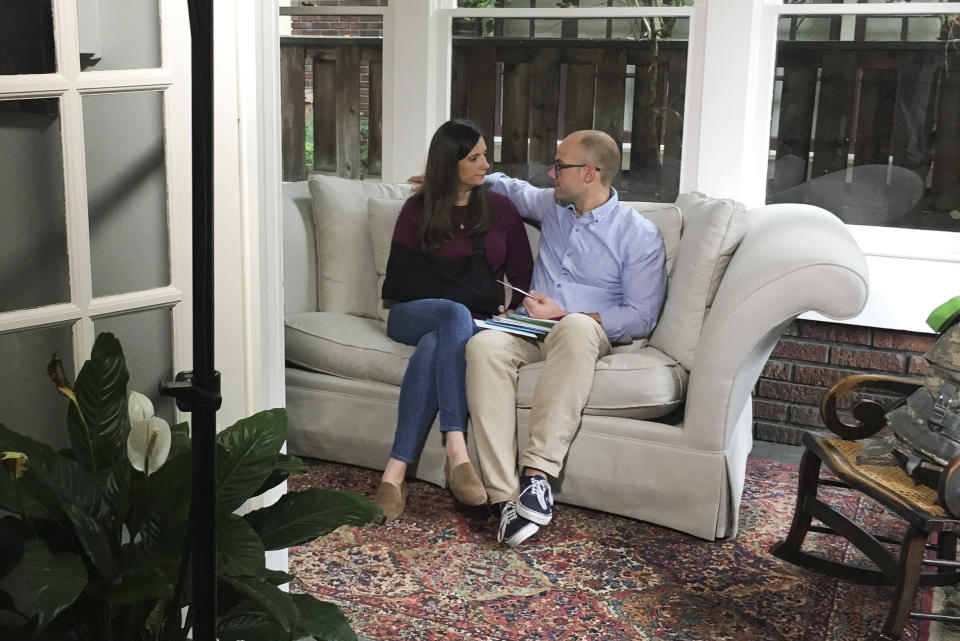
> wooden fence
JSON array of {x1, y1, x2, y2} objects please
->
[
  {"x1": 280, "y1": 37, "x2": 958, "y2": 212},
  {"x1": 774, "y1": 41, "x2": 959, "y2": 214}
]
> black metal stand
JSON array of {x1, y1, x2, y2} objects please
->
[{"x1": 159, "y1": 2, "x2": 221, "y2": 640}]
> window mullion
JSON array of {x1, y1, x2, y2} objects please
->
[{"x1": 53, "y1": 0, "x2": 95, "y2": 370}]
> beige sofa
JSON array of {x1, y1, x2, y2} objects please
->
[{"x1": 283, "y1": 175, "x2": 869, "y2": 540}]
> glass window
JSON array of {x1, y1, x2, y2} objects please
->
[
  {"x1": 0, "y1": 98, "x2": 69, "y2": 313},
  {"x1": 450, "y1": 16, "x2": 690, "y2": 202},
  {"x1": 767, "y1": 14, "x2": 960, "y2": 231},
  {"x1": 83, "y1": 91, "x2": 170, "y2": 297},
  {"x1": 78, "y1": 0, "x2": 161, "y2": 70},
  {"x1": 0, "y1": 325, "x2": 76, "y2": 450},
  {"x1": 95, "y1": 308, "x2": 174, "y2": 425},
  {"x1": 0, "y1": 1, "x2": 56, "y2": 75},
  {"x1": 282, "y1": 14, "x2": 384, "y2": 180}
]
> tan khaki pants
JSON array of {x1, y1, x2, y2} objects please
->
[{"x1": 465, "y1": 313, "x2": 612, "y2": 504}]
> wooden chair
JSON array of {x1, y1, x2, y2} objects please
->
[{"x1": 771, "y1": 374, "x2": 960, "y2": 641}]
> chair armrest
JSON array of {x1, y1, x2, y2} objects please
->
[
  {"x1": 683, "y1": 204, "x2": 869, "y2": 451},
  {"x1": 820, "y1": 374, "x2": 922, "y2": 440}
]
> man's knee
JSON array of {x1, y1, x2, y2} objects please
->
[
  {"x1": 466, "y1": 329, "x2": 515, "y2": 366},
  {"x1": 549, "y1": 313, "x2": 604, "y2": 344}
]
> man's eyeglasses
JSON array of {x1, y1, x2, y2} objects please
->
[{"x1": 553, "y1": 161, "x2": 596, "y2": 174}]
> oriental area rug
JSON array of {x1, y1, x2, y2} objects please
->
[{"x1": 288, "y1": 457, "x2": 960, "y2": 641}]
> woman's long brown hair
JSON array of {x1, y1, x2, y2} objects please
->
[{"x1": 417, "y1": 119, "x2": 492, "y2": 251}]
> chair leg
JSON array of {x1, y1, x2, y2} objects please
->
[
  {"x1": 772, "y1": 448, "x2": 822, "y2": 560},
  {"x1": 876, "y1": 524, "x2": 929, "y2": 641}
]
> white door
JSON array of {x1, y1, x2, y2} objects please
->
[{"x1": 0, "y1": 0, "x2": 192, "y2": 444}]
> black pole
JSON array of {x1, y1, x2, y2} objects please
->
[{"x1": 161, "y1": 2, "x2": 221, "y2": 640}]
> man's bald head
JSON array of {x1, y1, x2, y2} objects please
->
[{"x1": 568, "y1": 130, "x2": 621, "y2": 186}]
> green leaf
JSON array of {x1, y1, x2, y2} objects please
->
[
  {"x1": 168, "y1": 421, "x2": 191, "y2": 460},
  {"x1": 0, "y1": 516, "x2": 28, "y2": 576},
  {"x1": 217, "y1": 609, "x2": 287, "y2": 641},
  {"x1": 108, "y1": 563, "x2": 174, "y2": 605},
  {"x1": 0, "y1": 463, "x2": 48, "y2": 520},
  {"x1": 62, "y1": 503, "x2": 117, "y2": 577},
  {"x1": 21, "y1": 540, "x2": 86, "y2": 633},
  {"x1": 291, "y1": 593, "x2": 357, "y2": 641},
  {"x1": 245, "y1": 488, "x2": 381, "y2": 550},
  {"x1": 219, "y1": 575, "x2": 297, "y2": 635},
  {"x1": 68, "y1": 332, "x2": 130, "y2": 472},
  {"x1": 264, "y1": 569, "x2": 295, "y2": 586},
  {"x1": 253, "y1": 453, "x2": 306, "y2": 497},
  {"x1": 218, "y1": 514, "x2": 266, "y2": 579},
  {"x1": 216, "y1": 409, "x2": 286, "y2": 513},
  {"x1": 0, "y1": 424, "x2": 102, "y2": 520}
]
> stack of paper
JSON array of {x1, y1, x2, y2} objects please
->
[{"x1": 474, "y1": 314, "x2": 558, "y2": 339}]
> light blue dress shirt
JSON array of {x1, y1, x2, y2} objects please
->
[{"x1": 486, "y1": 172, "x2": 667, "y2": 342}]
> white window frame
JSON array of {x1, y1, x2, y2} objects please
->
[
  {"x1": 764, "y1": 1, "x2": 960, "y2": 333},
  {"x1": 0, "y1": 0, "x2": 192, "y2": 380}
]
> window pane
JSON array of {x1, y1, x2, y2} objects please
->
[
  {"x1": 0, "y1": 1, "x2": 56, "y2": 75},
  {"x1": 84, "y1": 91, "x2": 170, "y2": 297},
  {"x1": 95, "y1": 308, "x2": 174, "y2": 425},
  {"x1": 450, "y1": 17, "x2": 689, "y2": 202},
  {"x1": 0, "y1": 325, "x2": 75, "y2": 450},
  {"x1": 282, "y1": 14, "x2": 385, "y2": 180},
  {"x1": 78, "y1": 0, "x2": 161, "y2": 70},
  {"x1": 767, "y1": 15, "x2": 960, "y2": 231},
  {"x1": 0, "y1": 98, "x2": 69, "y2": 313}
]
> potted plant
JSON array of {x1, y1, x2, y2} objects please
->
[{"x1": 0, "y1": 332, "x2": 381, "y2": 640}]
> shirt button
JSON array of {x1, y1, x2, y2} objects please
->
[{"x1": 557, "y1": 283, "x2": 562, "y2": 288}]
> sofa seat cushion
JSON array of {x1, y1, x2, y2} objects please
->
[
  {"x1": 517, "y1": 345, "x2": 688, "y2": 420},
  {"x1": 285, "y1": 312, "x2": 413, "y2": 386}
]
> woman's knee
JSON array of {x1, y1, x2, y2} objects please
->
[{"x1": 434, "y1": 300, "x2": 474, "y2": 328}]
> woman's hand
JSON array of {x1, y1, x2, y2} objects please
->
[{"x1": 524, "y1": 291, "x2": 566, "y2": 320}]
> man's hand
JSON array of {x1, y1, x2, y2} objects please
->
[
  {"x1": 524, "y1": 291, "x2": 566, "y2": 320},
  {"x1": 497, "y1": 305, "x2": 515, "y2": 316},
  {"x1": 408, "y1": 174, "x2": 424, "y2": 193}
]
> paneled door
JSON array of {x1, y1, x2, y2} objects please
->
[{"x1": 0, "y1": 0, "x2": 191, "y2": 446}]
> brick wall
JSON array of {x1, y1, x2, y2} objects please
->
[{"x1": 753, "y1": 319, "x2": 934, "y2": 445}]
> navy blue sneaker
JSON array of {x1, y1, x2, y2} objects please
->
[
  {"x1": 515, "y1": 474, "x2": 553, "y2": 525},
  {"x1": 498, "y1": 501, "x2": 539, "y2": 548}
]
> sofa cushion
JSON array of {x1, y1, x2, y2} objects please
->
[
  {"x1": 285, "y1": 311, "x2": 413, "y2": 386},
  {"x1": 649, "y1": 192, "x2": 751, "y2": 371},
  {"x1": 309, "y1": 175, "x2": 410, "y2": 320},
  {"x1": 517, "y1": 344, "x2": 687, "y2": 420},
  {"x1": 367, "y1": 196, "x2": 406, "y2": 321},
  {"x1": 622, "y1": 202, "x2": 682, "y2": 275},
  {"x1": 286, "y1": 311, "x2": 686, "y2": 419}
]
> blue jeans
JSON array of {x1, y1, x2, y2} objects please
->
[{"x1": 386, "y1": 299, "x2": 479, "y2": 463}]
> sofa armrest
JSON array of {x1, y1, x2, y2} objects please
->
[{"x1": 682, "y1": 204, "x2": 869, "y2": 451}]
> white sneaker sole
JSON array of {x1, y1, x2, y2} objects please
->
[
  {"x1": 516, "y1": 501, "x2": 553, "y2": 526},
  {"x1": 502, "y1": 521, "x2": 539, "y2": 548}
]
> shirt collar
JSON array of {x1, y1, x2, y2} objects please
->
[{"x1": 562, "y1": 187, "x2": 619, "y2": 223}]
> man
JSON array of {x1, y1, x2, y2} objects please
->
[{"x1": 467, "y1": 129, "x2": 667, "y2": 547}]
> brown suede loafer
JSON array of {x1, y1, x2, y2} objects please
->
[
  {"x1": 373, "y1": 481, "x2": 409, "y2": 522},
  {"x1": 445, "y1": 461, "x2": 488, "y2": 506}
]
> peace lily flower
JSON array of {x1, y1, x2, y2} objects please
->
[
  {"x1": 126, "y1": 391, "x2": 171, "y2": 475},
  {"x1": 128, "y1": 389, "x2": 155, "y2": 424}
]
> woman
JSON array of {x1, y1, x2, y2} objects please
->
[{"x1": 375, "y1": 119, "x2": 533, "y2": 521}]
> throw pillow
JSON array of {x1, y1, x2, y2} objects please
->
[{"x1": 308, "y1": 175, "x2": 411, "y2": 320}]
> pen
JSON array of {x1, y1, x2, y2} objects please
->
[{"x1": 497, "y1": 279, "x2": 534, "y2": 299}]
